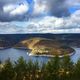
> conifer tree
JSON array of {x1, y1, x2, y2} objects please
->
[
  {"x1": 46, "y1": 56, "x2": 60, "y2": 80},
  {"x1": 14, "y1": 57, "x2": 27, "y2": 80},
  {"x1": 60, "y1": 56, "x2": 74, "y2": 80},
  {"x1": 74, "y1": 58, "x2": 80, "y2": 80},
  {"x1": 0, "y1": 59, "x2": 15, "y2": 80}
]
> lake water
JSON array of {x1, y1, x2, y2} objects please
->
[
  {"x1": 0, "y1": 48, "x2": 49, "y2": 63},
  {"x1": 0, "y1": 48, "x2": 80, "y2": 63}
]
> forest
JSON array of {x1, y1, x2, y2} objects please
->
[{"x1": 0, "y1": 56, "x2": 80, "y2": 80}]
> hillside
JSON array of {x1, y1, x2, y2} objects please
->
[{"x1": 15, "y1": 37, "x2": 75, "y2": 57}]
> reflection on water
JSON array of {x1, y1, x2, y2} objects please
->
[{"x1": 0, "y1": 48, "x2": 80, "y2": 63}]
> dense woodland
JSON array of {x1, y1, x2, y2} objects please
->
[{"x1": 0, "y1": 56, "x2": 80, "y2": 80}]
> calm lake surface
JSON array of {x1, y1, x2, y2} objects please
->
[{"x1": 0, "y1": 48, "x2": 80, "y2": 63}]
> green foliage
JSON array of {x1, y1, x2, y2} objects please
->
[
  {"x1": 60, "y1": 56, "x2": 74, "y2": 80},
  {"x1": 0, "y1": 60, "x2": 1, "y2": 64},
  {"x1": 0, "y1": 56, "x2": 80, "y2": 80},
  {"x1": 74, "y1": 58, "x2": 80, "y2": 80},
  {"x1": 45, "y1": 56, "x2": 60, "y2": 80},
  {"x1": 0, "y1": 59, "x2": 15, "y2": 80},
  {"x1": 14, "y1": 57, "x2": 27, "y2": 80}
]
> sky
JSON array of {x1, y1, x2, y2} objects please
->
[{"x1": 0, "y1": 0, "x2": 80, "y2": 34}]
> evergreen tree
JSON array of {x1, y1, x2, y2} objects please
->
[
  {"x1": 0, "y1": 55, "x2": 80, "y2": 80},
  {"x1": 31, "y1": 60, "x2": 40, "y2": 80},
  {"x1": 14, "y1": 57, "x2": 27, "y2": 80},
  {"x1": 40, "y1": 62, "x2": 48, "y2": 80},
  {"x1": 0, "y1": 59, "x2": 15, "y2": 80},
  {"x1": 74, "y1": 58, "x2": 80, "y2": 80},
  {"x1": 60, "y1": 56, "x2": 74, "y2": 80},
  {"x1": 26, "y1": 59, "x2": 35, "y2": 80},
  {"x1": 46, "y1": 56, "x2": 60, "y2": 80}
]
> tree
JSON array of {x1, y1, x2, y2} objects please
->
[
  {"x1": 14, "y1": 57, "x2": 27, "y2": 80},
  {"x1": 0, "y1": 59, "x2": 15, "y2": 80},
  {"x1": 31, "y1": 60, "x2": 40, "y2": 80},
  {"x1": 40, "y1": 62, "x2": 48, "y2": 80},
  {"x1": 60, "y1": 56, "x2": 74, "y2": 80},
  {"x1": 74, "y1": 58, "x2": 80, "y2": 80},
  {"x1": 0, "y1": 60, "x2": 1, "y2": 64},
  {"x1": 45, "y1": 56, "x2": 60, "y2": 80}
]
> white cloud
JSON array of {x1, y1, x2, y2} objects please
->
[
  {"x1": 10, "y1": 3, "x2": 29, "y2": 16},
  {"x1": 33, "y1": 0, "x2": 47, "y2": 15},
  {"x1": 3, "y1": 3, "x2": 29, "y2": 16},
  {"x1": 1, "y1": 0, "x2": 80, "y2": 22},
  {"x1": 30, "y1": 0, "x2": 49, "y2": 17},
  {"x1": 3, "y1": 4, "x2": 16, "y2": 13},
  {"x1": 0, "y1": 10, "x2": 80, "y2": 34},
  {"x1": 67, "y1": 0, "x2": 80, "y2": 6},
  {"x1": 24, "y1": 10, "x2": 80, "y2": 33}
]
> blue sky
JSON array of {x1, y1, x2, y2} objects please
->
[
  {"x1": 69, "y1": 7, "x2": 77, "y2": 13},
  {"x1": 0, "y1": 0, "x2": 80, "y2": 34},
  {"x1": 69, "y1": 5, "x2": 80, "y2": 13}
]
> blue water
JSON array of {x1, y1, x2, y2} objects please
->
[
  {"x1": 71, "y1": 48, "x2": 80, "y2": 63},
  {"x1": 0, "y1": 48, "x2": 80, "y2": 63},
  {"x1": 0, "y1": 48, "x2": 49, "y2": 63}
]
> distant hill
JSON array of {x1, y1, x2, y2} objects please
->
[{"x1": 0, "y1": 33, "x2": 80, "y2": 48}]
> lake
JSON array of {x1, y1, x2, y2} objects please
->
[
  {"x1": 0, "y1": 48, "x2": 49, "y2": 63},
  {"x1": 0, "y1": 48, "x2": 80, "y2": 63}
]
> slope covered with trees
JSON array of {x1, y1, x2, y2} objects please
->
[{"x1": 0, "y1": 56, "x2": 80, "y2": 80}]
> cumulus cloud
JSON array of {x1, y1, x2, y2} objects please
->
[
  {"x1": 31, "y1": 0, "x2": 48, "y2": 17},
  {"x1": 23, "y1": 9, "x2": 80, "y2": 33},
  {"x1": 29, "y1": 0, "x2": 71, "y2": 18},
  {"x1": 0, "y1": 0, "x2": 80, "y2": 34},
  {"x1": 3, "y1": 3, "x2": 29, "y2": 16},
  {"x1": 0, "y1": 9, "x2": 80, "y2": 34},
  {"x1": 0, "y1": 0, "x2": 29, "y2": 21},
  {"x1": 0, "y1": 0, "x2": 80, "y2": 22},
  {"x1": 46, "y1": 0, "x2": 70, "y2": 17},
  {"x1": 3, "y1": 4, "x2": 16, "y2": 13},
  {"x1": 10, "y1": 4, "x2": 29, "y2": 16},
  {"x1": 26, "y1": 10, "x2": 80, "y2": 31}
]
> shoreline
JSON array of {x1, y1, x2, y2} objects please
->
[
  {"x1": 0, "y1": 47, "x2": 10, "y2": 50},
  {"x1": 28, "y1": 50, "x2": 75, "y2": 58}
]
